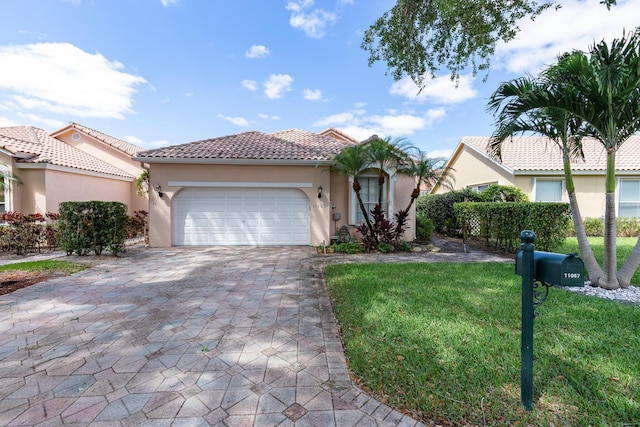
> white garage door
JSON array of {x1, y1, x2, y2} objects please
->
[{"x1": 174, "y1": 188, "x2": 310, "y2": 246}]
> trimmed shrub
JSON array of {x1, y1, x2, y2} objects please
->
[
  {"x1": 58, "y1": 201, "x2": 129, "y2": 256},
  {"x1": 416, "y1": 189, "x2": 482, "y2": 237},
  {"x1": 478, "y1": 184, "x2": 529, "y2": 202},
  {"x1": 415, "y1": 215, "x2": 433, "y2": 241},
  {"x1": 455, "y1": 202, "x2": 571, "y2": 252}
]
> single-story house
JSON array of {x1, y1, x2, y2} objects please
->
[
  {"x1": 0, "y1": 122, "x2": 147, "y2": 214},
  {"x1": 134, "y1": 129, "x2": 416, "y2": 247},
  {"x1": 432, "y1": 136, "x2": 640, "y2": 218}
]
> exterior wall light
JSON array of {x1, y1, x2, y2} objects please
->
[
  {"x1": 156, "y1": 184, "x2": 164, "y2": 198},
  {"x1": 317, "y1": 185, "x2": 323, "y2": 199}
]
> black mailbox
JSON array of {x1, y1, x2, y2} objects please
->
[{"x1": 516, "y1": 250, "x2": 585, "y2": 287}]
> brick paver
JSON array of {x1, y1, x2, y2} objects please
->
[{"x1": 0, "y1": 245, "x2": 511, "y2": 426}]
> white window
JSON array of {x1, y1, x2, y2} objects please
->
[
  {"x1": 534, "y1": 179, "x2": 563, "y2": 202},
  {"x1": 618, "y1": 180, "x2": 640, "y2": 217},
  {"x1": 355, "y1": 176, "x2": 387, "y2": 224},
  {"x1": 0, "y1": 174, "x2": 9, "y2": 212},
  {"x1": 469, "y1": 182, "x2": 496, "y2": 193}
]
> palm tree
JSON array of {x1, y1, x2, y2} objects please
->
[
  {"x1": 364, "y1": 136, "x2": 411, "y2": 207},
  {"x1": 488, "y1": 31, "x2": 640, "y2": 289},
  {"x1": 332, "y1": 144, "x2": 375, "y2": 237},
  {"x1": 486, "y1": 72, "x2": 604, "y2": 284},
  {"x1": 396, "y1": 149, "x2": 452, "y2": 213}
]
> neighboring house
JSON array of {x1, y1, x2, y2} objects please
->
[
  {"x1": 432, "y1": 136, "x2": 640, "y2": 219},
  {"x1": 0, "y1": 123, "x2": 147, "y2": 214},
  {"x1": 134, "y1": 129, "x2": 416, "y2": 247}
]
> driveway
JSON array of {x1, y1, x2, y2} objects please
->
[{"x1": 0, "y1": 246, "x2": 437, "y2": 426}]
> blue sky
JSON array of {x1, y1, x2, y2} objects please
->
[{"x1": 0, "y1": 0, "x2": 638, "y2": 159}]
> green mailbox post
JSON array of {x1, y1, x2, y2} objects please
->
[{"x1": 515, "y1": 231, "x2": 585, "y2": 410}]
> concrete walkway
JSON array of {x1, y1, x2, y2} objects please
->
[{"x1": 0, "y1": 246, "x2": 512, "y2": 426}]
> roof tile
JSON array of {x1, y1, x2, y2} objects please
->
[
  {"x1": 0, "y1": 126, "x2": 133, "y2": 178},
  {"x1": 462, "y1": 136, "x2": 640, "y2": 171},
  {"x1": 137, "y1": 129, "x2": 355, "y2": 161}
]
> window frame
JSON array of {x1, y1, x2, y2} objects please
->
[
  {"x1": 349, "y1": 170, "x2": 395, "y2": 225},
  {"x1": 533, "y1": 178, "x2": 565, "y2": 202},
  {"x1": 617, "y1": 178, "x2": 640, "y2": 217}
]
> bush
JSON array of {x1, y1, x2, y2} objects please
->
[
  {"x1": 455, "y1": 202, "x2": 571, "y2": 252},
  {"x1": 58, "y1": 201, "x2": 129, "y2": 256},
  {"x1": 330, "y1": 241, "x2": 365, "y2": 254},
  {"x1": 478, "y1": 184, "x2": 529, "y2": 202},
  {"x1": 415, "y1": 215, "x2": 433, "y2": 241},
  {"x1": 356, "y1": 205, "x2": 410, "y2": 251},
  {"x1": 416, "y1": 189, "x2": 482, "y2": 237},
  {"x1": 0, "y1": 212, "x2": 59, "y2": 255},
  {"x1": 569, "y1": 217, "x2": 640, "y2": 237}
]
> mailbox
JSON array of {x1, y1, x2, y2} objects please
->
[{"x1": 516, "y1": 250, "x2": 585, "y2": 287}]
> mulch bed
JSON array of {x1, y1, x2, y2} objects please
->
[{"x1": 0, "y1": 270, "x2": 64, "y2": 296}]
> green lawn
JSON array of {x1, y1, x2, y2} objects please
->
[
  {"x1": 558, "y1": 237, "x2": 640, "y2": 284},
  {"x1": 325, "y1": 262, "x2": 640, "y2": 426},
  {"x1": 0, "y1": 260, "x2": 86, "y2": 275}
]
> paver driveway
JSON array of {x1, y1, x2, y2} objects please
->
[{"x1": 0, "y1": 247, "x2": 426, "y2": 426}]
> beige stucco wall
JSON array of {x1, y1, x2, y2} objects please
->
[
  {"x1": 56, "y1": 131, "x2": 144, "y2": 178},
  {"x1": 11, "y1": 166, "x2": 140, "y2": 214},
  {"x1": 147, "y1": 162, "x2": 416, "y2": 247},
  {"x1": 148, "y1": 163, "x2": 334, "y2": 247},
  {"x1": 515, "y1": 173, "x2": 607, "y2": 218},
  {"x1": 434, "y1": 146, "x2": 515, "y2": 193}
]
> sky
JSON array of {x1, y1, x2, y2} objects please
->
[{"x1": 0, "y1": 0, "x2": 638, "y2": 159}]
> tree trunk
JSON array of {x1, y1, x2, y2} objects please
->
[
  {"x1": 562, "y1": 155, "x2": 603, "y2": 284},
  {"x1": 616, "y1": 238, "x2": 640, "y2": 288},
  {"x1": 353, "y1": 180, "x2": 376, "y2": 242},
  {"x1": 404, "y1": 187, "x2": 420, "y2": 213},
  {"x1": 378, "y1": 173, "x2": 385, "y2": 208},
  {"x1": 600, "y1": 191, "x2": 619, "y2": 289},
  {"x1": 567, "y1": 192, "x2": 603, "y2": 284}
]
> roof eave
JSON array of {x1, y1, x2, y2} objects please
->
[{"x1": 132, "y1": 157, "x2": 336, "y2": 166}]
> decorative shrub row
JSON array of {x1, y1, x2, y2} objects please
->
[
  {"x1": 416, "y1": 189, "x2": 483, "y2": 237},
  {"x1": 454, "y1": 202, "x2": 572, "y2": 252},
  {"x1": 567, "y1": 217, "x2": 640, "y2": 237},
  {"x1": 58, "y1": 201, "x2": 130, "y2": 256},
  {"x1": 0, "y1": 212, "x2": 60, "y2": 255}
]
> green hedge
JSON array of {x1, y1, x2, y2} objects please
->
[
  {"x1": 454, "y1": 202, "x2": 571, "y2": 252},
  {"x1": 58, "y1": 201, "x2": 129, "y2": 256},
  {"x1": 416, "y1": 189, "x2": 482, "y2": 237},
  {"x1": 567, "y1": 217, "x2": 640, "y2": 237}
]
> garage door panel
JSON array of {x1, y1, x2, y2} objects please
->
[{"x1": 174, "y1": 188, "x2": 310, "y2": 245}]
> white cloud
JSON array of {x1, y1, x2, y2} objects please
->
[
  {"x1": 241, "y1": 80, "x2": 258, "y2": 91},
  {"x1": 390, "y1": 74, "x2": 477, "y2": 104},
  {"x1": 427, "y1": 149, "x2": 454, "y2": 160},
  {"x1": 495, "y1": 0, "x2": 640, "y2": 74},
  {"x1": 286, "y1": 0, "x2": 337, "y2": 38},
  {"x1": 0, "y1": 117, "x2": 18, "y2": 127},
  {"x1": 303, "y1": 88, "x2": 323, "y2": 101},
  {"x1": 16, "y1": 112, "x2": 64, "y2": 128},
  {"x1": 218, "y1": 114, "x2": 250, "y2": 127},
  {"x1": 245, "y1": 45, "x2": 271, "y2": 59},
  {"x1": 160, "y1": 0, "x2": 180, "y2": 7},
  {"x1": 0, "y1": 43, "x2": 146, "y2": 120},
  {"x1": 258, "y1": 113, "x2": 281, "y2": 120},
  {"x1": 263, "y1": 74, "x2": 294, "y2": 99},
  {"x1": 314, "y1": 106, "x2": 447, "y2": 139}
]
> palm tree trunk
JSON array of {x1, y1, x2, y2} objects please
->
[
  {"x1": 600, "y1": 153, "x2": 619, "y2": 289},
  {"x1": 404, "y1": 187, "x2": 420, "y2": 213},
  {"x1": 616, "y1": 239, "x2": 640, "y2": 288},
  {"x1": 353, "y1": 180, "x2": 376, "y2": 241},
  {"x1": 563, "y1": 156, "x2": 603, "y2": 283}
]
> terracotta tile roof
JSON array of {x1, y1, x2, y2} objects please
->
[
  {"x1": 0, "y1": 126, "x2": 133, "y2": 178},
  {"x1": 318, "y1": 127, "x2": 360, "y2": 143},
  {"x1": 462, "y1": 135, "x2": 640, "y2": 172},
  {"x1": 52, "y1": 122, "x2": 144, "y2": 157},
  {"x1": 136, "y1": 129, "x2": 355, "y2": 161}
]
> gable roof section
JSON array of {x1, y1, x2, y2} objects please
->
[
  {"x1": 462, "y1": 135, "x2": 640, "y2": 173},
  {"x1": 135, "y1": 129, "x2": 355, "y2": 164},
  {"x1": 51, "y1": 122, "x2": 144, "y2": 157},
  {"x1": 0, "y1": 126, "x2": 133, "y2": 178},
  {"x1": 318, "y1": 127, "x2": 360, "y2": 143}
]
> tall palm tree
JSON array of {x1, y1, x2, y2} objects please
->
[
  {"x1": 486, "y1": 73, "x2": 604, "y2": 284},
  {"x1": 332, "y1": 144, "x2": 375, "y2": 237},
  {"x1": 489, "y1": 31, "x2": 640, "y2": 289},
  {"x1": 396, "y1": 149, "x2": 452, "y2": 213},
  {"x1": 363, "y1": 136, "x2": 411, "y2": 207}
]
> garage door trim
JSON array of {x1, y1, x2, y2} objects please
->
[{"x1": 169, "y1": 181, "x2": 313, "y2": 188}]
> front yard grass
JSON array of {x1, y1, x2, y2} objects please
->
[
  {"x1": 559, "y1": 236, "x2": 640, "y2": 284},
  {"x1": 0, "y1": 260, "x2": 86, "y2": 275},
  {"x1": 325, "y1": 262, "x2": 640, "y2": 426}
]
